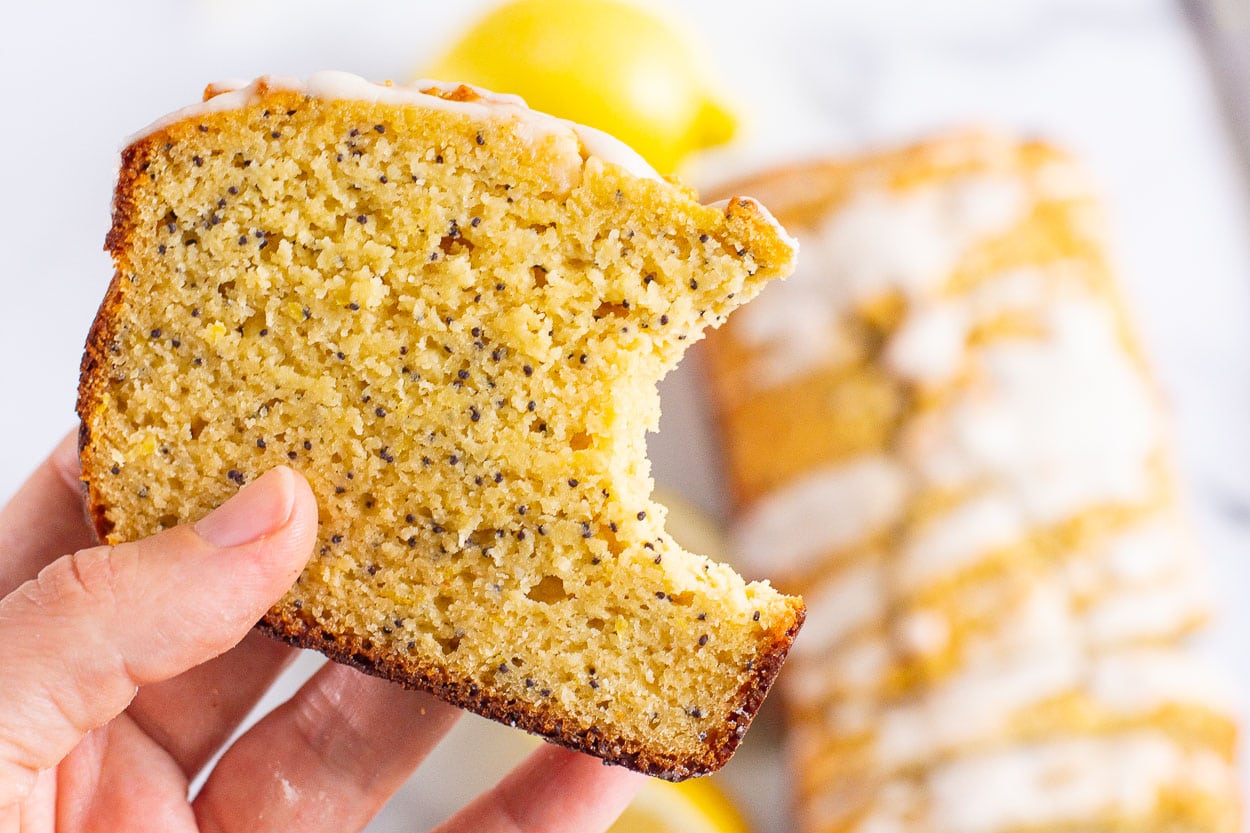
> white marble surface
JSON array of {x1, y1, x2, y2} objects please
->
[{"x1": 3, "y1": 1, "x2": 1250, "y2": 830}]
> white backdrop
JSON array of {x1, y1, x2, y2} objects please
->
[{"x1": 3, "y1": 1, "x2": 1250, "y2": 830}]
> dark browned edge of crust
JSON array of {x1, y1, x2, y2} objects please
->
[
  {"x1": 258, "y1": 599, "x2": 804, "y2": 781},
  {"x1": 77, "y1": 112, "x2": 806, "y2": 780},
  {"x1": 77, "y1": 277, "x2": 122, "y2": 541},
  {"x1": 77, "y1": 134, "x2": 159, "y2": 538},
  {"x1": 78, "y1": 141, "x2": 150, "y2": 533}
]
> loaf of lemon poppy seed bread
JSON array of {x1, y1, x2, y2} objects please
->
[
  {"x1": 77, "y1": 72, "x2": 804, "y2": 779},
  {"x1": 704, "y1": 134, "x2": 1240, "y2": 830}
]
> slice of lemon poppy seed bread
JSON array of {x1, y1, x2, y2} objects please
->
[{"x1": 77, "y1": 72, "x2": 804, "y2": 778}]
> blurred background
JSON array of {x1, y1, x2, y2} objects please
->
[{"x1": 4, "y1": 0, "x2": 1250, "y2": 830}]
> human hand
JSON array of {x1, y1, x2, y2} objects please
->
[{"x1": 0, "y1": 431, "x2": 644, "y2": 832}]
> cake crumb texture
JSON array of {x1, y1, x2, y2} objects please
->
[{"x1": 78, "y1": 78, "x2": 803, "y2": 779}]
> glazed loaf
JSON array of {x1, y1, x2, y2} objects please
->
[{"x1": 705, "y1": 134, "x2": 1240, "y2": 832}]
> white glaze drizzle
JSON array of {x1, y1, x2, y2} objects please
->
[
  {"x1": 1084, "y1": 570, "x2": 1209, "y2": 648},
  {"x1": 781, "y1": 513, "x2": 1221, "y2": 777},
  {"x1": 1100, "y1": 514, "x2": 1197, "y2": 585},
  {"x1": 792, "y1": 523, "x2": 1216, "y2": 725},
  {"x1": 127, "y1": 70, "x2": 662, "y2": 182},
  {"x1": 902, "y1": 297, "x2": 1160, "y2": 524},
  {"x1": 733, "y1": 176, "x2": 1026, "y2": 389},
  {"x1": 884, "y1": 267, "x2": 1051, "y2": 384},
  {"x1": 870, "y1": 581, "x2": 1074, "y2": 762},
  {"x1": 1089, "y1": 648, "x2": 1237, "y2": 715},
  {"x1": 876, "y1": 647, "x2": 1081, "y2": 769},
  {"x1": 735, "y1": 159, "x2": 1233, "y2": 833},
  {"x1": 893, "y1": 608, "x2": 950, "y2": 656},
  {"x1": 861, "y1": 590, "x2": 1224, "y2": 769},
  {"x1": 845, "y1": 734, "x2": 1233, "y2": 833},
  {"x1": 733, "y1": 455, "x2": 908, "y2": 578},
  {"x1": 896, "y1": 491, "x2": 1024, "y2": 592},
  {"x1": 790, "y1": 561, "x2": 887, "y2": 657},
  {"x1": 916, "y1": 733, "x2": 1233, "y2": 833},
  {"x1": 785, "y1": 634, "x2": 891, "y2": 708}
]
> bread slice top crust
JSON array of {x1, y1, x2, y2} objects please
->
[{"x1": 79, "y1": 73, "x2": 804, "y2": 779}]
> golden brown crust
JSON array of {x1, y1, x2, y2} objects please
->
[
  {"x1": 720, "y1": 195, "x2": 797, "y2": 276},
  {"x1": 715, "y1": 597, "x2": 806, "y2": 767},
  {"x1": 79, "y1": 136, "x2": 160, "y2": 538},
  {"x1": 104, "y1": 137, "x2": 154, "y2": 259},
  {"x1": 76, "y1": 274, "x2": 122, "y2": 539},
  {"x1": 257, "y1": 598, "x2": 804, "y2": 780}
]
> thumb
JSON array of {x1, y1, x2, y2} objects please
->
[{"x1": 0, "y1": 467, "x2": 317, "y2": 808}]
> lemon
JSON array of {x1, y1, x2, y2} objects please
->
[
  {"x1": 424, "y1": 0, "x2": 737, "y2": 172},
  {"x1": 611, "y1": 777, "x2": 752, "y2": 833}
]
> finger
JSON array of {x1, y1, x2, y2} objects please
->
[
  {"x1": 125, "y1": 630, "x2": 297, "y2": 779},
  {"x1": 0, "y1": 466, "x2": 318, "y2": 809},
  {"x1": 1, "y1": 769, "x2": 55, "y2": 833},
  {"x1": 56, "y1": 715, "x2": 198, "y2": 833},
  {"x1": 30, "y1": 770, "x2": 55, "y2": 826},
  {"x1": 193, "y1": 663, "x2": 460, "y2": 833},
  {"x1": 0, "y1": 430, "x2": 97, "y2": 597},
  {"x1": 433, "y1": 745, "x2": 646, "y2": 833}
]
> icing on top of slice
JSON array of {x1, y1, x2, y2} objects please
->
[{"x1": 127, "y1": 70, "x2": 662, "y2": 183}]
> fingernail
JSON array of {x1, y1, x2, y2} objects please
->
[{"x1": 195, "y1": 468, "x2": 295, "y2": 548}]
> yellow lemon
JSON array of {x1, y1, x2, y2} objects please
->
[
  {"x1": 424, "y1": 0, "x2": 737, "y2": 172},
  {"x1": 611, "y1": 777, "x2": 752, "y2": 833}
]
